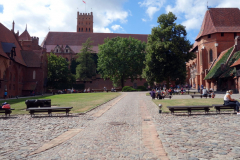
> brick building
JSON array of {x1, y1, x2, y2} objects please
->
[
  {"x1": 42, "y1": 12, "x2": 148, "y2": 89},
  {"x1": 0, "y1": 22, "x2": 47, "y2": 98},
  {"x1": 186, "y1": 8, "x2": 240, "y2": 91}
]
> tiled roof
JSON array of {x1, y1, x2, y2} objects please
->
[
  {"x1": 231, "y1": 58, "x2": 240, "y2": 67},
  {"x1": 0, "y1": 23, "x2": 26, "y2": 66},
  {"x1": 196, "y1": 8, "x2": 240, "y2": 40},
  {"x1": 21, "y1": 50, "x2": 42, "y2": 67},
  {"x1": 19, "y1": 30, "x2": 31, "y2": 41},
  {"x1": 42, "y1": 32, "x2": 148, "y2": 53}
]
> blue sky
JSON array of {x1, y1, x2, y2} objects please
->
[{"x1": 0, "y1": 0, "x2": 240, "y2": 45}]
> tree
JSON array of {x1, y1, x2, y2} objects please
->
[
  {"x1": 47, "y1": 53, "x2": 75, "y2": 89},
  {"x1": 97, "y1": 36, "x2": 146, "y2": 88},
  {"x1": 70, "y1": 58, "x2": 79, "y2": 75},
  {"x1": 143, "y1": 12, "x2": 195, "y2": 88},
  {"x1": 76, "y1": 38, "x2": 96, "y2": 80}
]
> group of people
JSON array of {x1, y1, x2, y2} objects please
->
[
  {"x1": 202, "y1": 87, "x2": 215, "y2": 98},
  {"x1": 83, "y1": 88, "x2": 92, "y2": 93}
]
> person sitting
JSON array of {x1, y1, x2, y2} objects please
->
[
  {"x1": 224, "y1": 90, "x2": 240, "y2": 114},
  {"x1": 211, "y1": 92, "x2": 215, "y2": 98},
  {"x1": 157, "y1": 89, "x2": 162, "y2": 99},
  {"x1": 202, "y1": 87, "x2": 208, "y2": 97}
]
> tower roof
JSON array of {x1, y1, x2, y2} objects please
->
[
  {"x1": 19, "y1": 29, "x2": 31, "y2": 41},
  {"x1": 196, "y1": 8, "x2": 240, "y2": 40}
]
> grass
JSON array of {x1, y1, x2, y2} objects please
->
[
  {"x1": 0, "y1": 92, "x2": 120, "y2": 115},
  {"x1": 152, "y1": 98, "x2": 225, "y2": 113}
]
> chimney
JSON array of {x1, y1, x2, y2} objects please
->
[
  {"x1": 12, "y1": 21, "x2": 15, "y2": 32},
  {"x1": 235, "y1": 36, "x2": 240, "y2": 51}
]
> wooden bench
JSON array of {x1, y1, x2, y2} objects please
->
[
  {"x1": 25, "y1": 99, "x2": 73, "y2": 117},
  {"x1": 212, "y1": 104, "x2": 236, "y2": 113},
  {"x1": 167, "y1": 105, "x2": 213, "y2": 115},
  {"x1": 26, "y1": 107, "x2": 73, "y2": 117},
  {"x1": 163, "y1": 95, "x2": 172, "y2": 99},
  {"x1": 0, "y1": 108, "x2": 15, "y2": 117},
  {"x1": 190, "y1": 94, "x2": 211, "y2": 98}
]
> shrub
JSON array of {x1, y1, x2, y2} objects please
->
[
  {"x1": 137, "y1": 86, "x2": 148, "y2": 91},
  {"x1": 122, "y1": 86, "x2": 136, "y2": 92}
]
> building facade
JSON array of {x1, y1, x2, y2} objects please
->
[
  {"x1": 42, "y1": 12, "x2": 148, "y2": 89},
  {"x1": 0, "y1": 22, "x2": 47, "y2": 98},
  {"x1": 186, "y1": 8, "x2": 240, "y2": 91}
]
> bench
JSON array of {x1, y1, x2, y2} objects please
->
[
  {"x1": 167, "y1": 105, "x2": 213, "y2": 115},
  {"x1": 25, "y1": 99, "x2": 73, "y2": 117},
  {"x1": 212, "y1": 104, "x2": 236, "y2": 113},
  {"x1": 190, "y1": 94, "x2": 211, "y2": 98},
  {"x1": 26, "y1": 107, "x2": 73, "y2": 117},
  {"x1": 0, "y1": 108, "x2": 15, "y2": 117},
  {"x1": 163, "y1": 95, "x2": 172, "y2": 99}
]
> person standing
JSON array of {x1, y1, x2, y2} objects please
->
[
  {"x1": 149, "y1": 89, "x2": 156, "y2": 99},
  {"x1": 4, "y1": 90, "x2": 7, "y2": 99}
]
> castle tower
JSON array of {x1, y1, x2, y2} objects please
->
[{"x1": 77, "y1": 12, "x2": 93, "y2": 33}]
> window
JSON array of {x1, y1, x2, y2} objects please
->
[
  {"x1": 10, "y1": 73, "x2": 12, "y2": 81},
  {"x1": 234, "y1": 32, "x2": 237, "y2": 39},
  {"x1": 79, "y1": 28, "x2": 80, "y2": 32},
  {"x1": 9, "y1": 84, "x2": 11, "y2": 90},
  {"x1": 56, "y1": 49, "x2": 58, "y2": 53},
  {"x1": 221, "y1": 33, "x2": 224, "y2": 37},
  {"x1": 66, "y1": 58, "x2": 69, "y2": 62},
  {"x1": 13, "y1": 84, "x2": 15, "y2": 90},
  {"x1": 208, "y1": 34, "x2": 211, "y2": 38},
  {"x1": 209, "y1": 49, "x2": 213, "y2": 62},
  {"x1": 89, "y1": 28, "x2": 90, "y2": 32},
  {"x1": 66, "y1": 49, "x2": 68, "y2": 53},
  {"x1": 33, "y1": 70, "x2": 36, "y2": 80},
  {"x1": 13, "y1": 75, "x2": 15, "y2": 81},
  {"x1": 200, "y1": 51, "x2": 203, "y2": 65},
  {"x1": 86, "y1": 28, "x2": 87, "y2": 32},
  {"x1": 82, "y1": 28, "x2": 83, "y2": 32}
]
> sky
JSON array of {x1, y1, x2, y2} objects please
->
[{"x1": 0, "y1": 0, "x2": 240, "y2": 45}]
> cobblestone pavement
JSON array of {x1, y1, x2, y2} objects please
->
[{"x1": 2, "y1": 92, "x2": 240, "y2": 159}]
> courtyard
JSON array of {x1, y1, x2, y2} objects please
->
[{"x1": 1, "y1": 92, "x2": 240, "y2": 159}]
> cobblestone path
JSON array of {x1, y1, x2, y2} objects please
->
[{"x1": 27, "y1": 92, "x2": 166, "y2": 159}]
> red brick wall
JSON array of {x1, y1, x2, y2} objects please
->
[{"x1": 77, "y1": 12, "x2": 93, "y2": 33}]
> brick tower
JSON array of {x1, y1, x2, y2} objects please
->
[{"x1": 77, "y1": 12, "x2": 93, "y2": 33}]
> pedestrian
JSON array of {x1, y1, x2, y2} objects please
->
[
  {"x1": 4, "y1": 90, "x2": 7, "y2": 99},
  {"x1": 198, "y1": 85, "x2": 200, "y2": 93},
  {"x1": 149, "y1": 89, "x2": 156, "y2": 99},
  {"x1": 202, "y1": 87, "x2": 208, "y2": 97}
]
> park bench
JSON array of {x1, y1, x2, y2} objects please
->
[
  {"x1": 190, "y1": 94, "x2": 211, "y2": 98},
  {"x1": 167, "y1": 105, "x2": 213, "y2": 115},
  {"x1": 0, "y1": 108, "x2": 15, "y2": 117},
  {"x1": 212, "y1": 104, "x2": 236, "y2": 113},
  {"x1": 25, "y1": 99, "x2": 73, "y2": 117},
  {"x1": 163, "y1": 95, "x2": 172, "y2": 99}
]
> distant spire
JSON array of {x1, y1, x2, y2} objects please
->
[{"x1": 25, "y1": 24, "x2": 27, "y2": 31}]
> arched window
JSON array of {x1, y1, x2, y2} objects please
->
[
  {"x1": 89, "y1": 28, "x2": 90, "y2": 32},
  {"x1": 209, "y1": 49, "x2": 213, "y2": 62},
  {"x1": 56, "y1": 49, "x2": 58, "y2": 53},
  {"x1": 82, "y1": 28, "x2": 83, "y2": 32},
  {"x1": 33, "y1": 70, "x2": 36, "y2": 80},
  {"x1": 200, "y1": 51, "x2": 203, "y2": 65},
  {"x1": 86, "y1": 28, "x2": 87, "y2": 32}
]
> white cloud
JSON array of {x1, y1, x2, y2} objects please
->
[
  {"x1": 139, "y1": 0, "x2": 166, "y2": 19},
  {"x1": 0, "y1": 0, "x2": 129, "y2": 44},
  {"x1": 165, "y1": 0, "x2": 240, "y2": 32},
  {"x1": 111, "y1": 24, "x2": 123, "y2": 31},
  {"x1": 142, "y1": 18, "x2": 147, "y2": 22}
]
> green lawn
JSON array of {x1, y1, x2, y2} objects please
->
[
  {"x1": 0, "y1": 92, "x2": 120, "y2": 115},
  {"x1": 152, "y1": 98, "x2": 225, "y2": 113}
]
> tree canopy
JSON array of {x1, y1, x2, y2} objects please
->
[
  {"x1": 97, "y1": 36, "x2": 146, "y2": 88},
  {"x1": 47, "y1": 53, "x2": 75, "y2": 89},
  {"x1": 76, "y1": 38, "x2": 96, "y2": 80},
  {"x1": 143, "y1": 12, "x2": 195, "y2": 87}
]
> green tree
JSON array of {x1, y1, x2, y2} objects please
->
[
  {"x1": 97, "y1": 36, "x2": 146, "y2": 88},
  {"x1": 143, "y1": 12, "x2": 195, "y2": 88},
  {"x1": 76, "y1": 38, "x2": 96, "y2": 80},
  {"x1": 47, "y1": 53, "x2": 74, "y2": 89}
]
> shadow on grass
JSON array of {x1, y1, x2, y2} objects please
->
[{"x1": 0, "y1": 95, "x2": 53, "y2": 105}]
